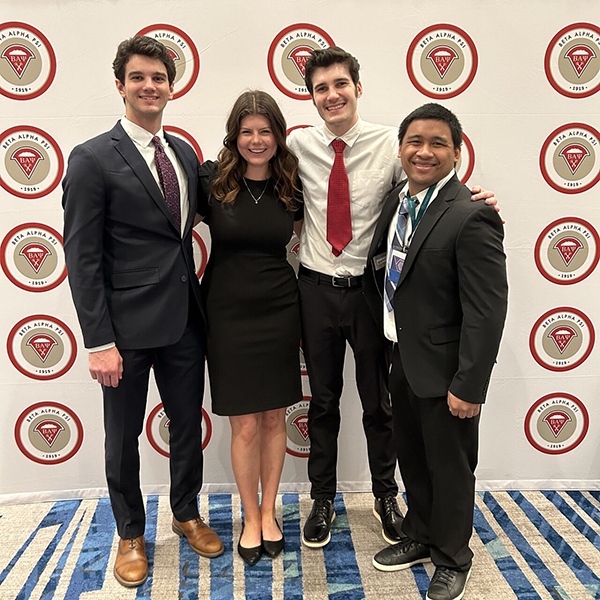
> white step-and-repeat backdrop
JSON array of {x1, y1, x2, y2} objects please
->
[{"x1": 1, "y1": 1, "x2": 599, "y2": 503}]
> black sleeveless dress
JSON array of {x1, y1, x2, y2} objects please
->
[{"x1": 198, "y1": 161, "x2": 302, "y2": 415}]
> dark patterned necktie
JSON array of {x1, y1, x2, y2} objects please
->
[
  {"x1": 152, "y1": 136, "x2": 181, "y2": 231},
  {"x1": 327, "y1": 138, "x2": 352, "y2": 256}
]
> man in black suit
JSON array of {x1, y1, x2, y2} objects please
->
[
  {"x1": 62, "y1": 36, "x2": 223, "y2": 588},
  {"x1": 364, "y1": 103, "x2": 507, "y2": 600}
]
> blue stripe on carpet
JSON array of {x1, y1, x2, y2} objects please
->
[
  {"x1": 542, "y1": 491, "x2": 600, "y2": 551},
  {"x1": 323, "y1": 493, "x2": 364, "y2": 599},
  {"x1": 410, "y1": 564, "x2": 429, "y2": 599},
  {"x1": 209, "y1": 494, "x2": 234, "y2": 599},
  {"x1": 63, "y1": 498, "x2": 115, "y2": 599},
  {"x1": 283, "y1": 493, "x2": 302, "y2": 600},
  {"x1": 40, "y1": 510, "x2": 84, "y2": 599},
  {"x1": 136, "y1": 495, "x2": 158, "y2": 599},
  {"x1": 509, "y1": 491, "x2": 600, "y2": 599},
  {"x1": 479, "y1": 492, "x2": 558, "y2": 598},
  {"x1": 565, "y1": 492, "x2": 600, "y2": 526},
  {"x1": 5, "y1": 500, "x2": 82, "y2": 600}
]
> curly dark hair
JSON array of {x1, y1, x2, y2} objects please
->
[
  {"x1": 113, "y1": 36, "x2": 176, "y2": 85},
  {"x1": 211, "y1": 90, "x2": 301, "y2": 209}
]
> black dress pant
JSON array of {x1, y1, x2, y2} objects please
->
[
  {"x1": 391, "y1": 346, "x2": 479, "y2": 571},
  {"x1": 103, "y1": 306, "x2": 205, "y2": 540},
  {"x1": 298, "y1": 273, "x2": 397, "y2": 499}
]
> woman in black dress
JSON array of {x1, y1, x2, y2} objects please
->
[{"x1": 198, "y1": 91, "x2": 302, "y2": 565}]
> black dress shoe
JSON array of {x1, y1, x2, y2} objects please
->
[
  {"x1": 426, "y1": 566, "x2": 471, "y2": 600},
  {"x1": 373, "y1": 495, "x2": 404, "y2": 544},
  {"x1": 237, "y1": 527, "x2": 262, "y2": 566},
  {"x1": 302, "y1": 498, "x2": 335, "y2": 548},
  {"x1": 262, "y1": 519, "x2": 285, "y2": 559},
  {"x1": 372, "y1": 536, "x2": 431, "y2": 571}
]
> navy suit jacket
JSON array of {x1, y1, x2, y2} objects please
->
[{"x1": 62, "y1": 121, "x2": 204, "y2": 350}]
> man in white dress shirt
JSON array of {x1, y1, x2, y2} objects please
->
[
  {"x1": 287, "y1": 47, "x2": 495, "y2": 549},
  {"x1": 62, "y1": 36, "x2": 222, "y2": 587}
]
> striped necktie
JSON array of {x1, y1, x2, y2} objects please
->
[{"x1": 384, "y1": 197, "x2": 410, "y2": 312}]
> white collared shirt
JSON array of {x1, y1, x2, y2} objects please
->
[
  {"x1": 383, "y1": 169, "x2": 456, "y2": 342},
  {"x1": 120, "y1": 116, "x2": 189, "y2": 236},
  {"x1": 288, "y1": 118, "x2": 403, "y2": 277}
]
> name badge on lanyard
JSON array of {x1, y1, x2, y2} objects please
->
[{"x1": 388, "y1": 248, "x2": 407, "y2": 286}]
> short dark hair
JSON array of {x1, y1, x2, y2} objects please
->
[
  {"x1": 113, "y1": 36, "x2": 176, "y2": 85},
  {"x1": 398, "y1": 103, "x2": 463, "y2": 149},
  {"x1": 304, "y1": 46, "x2": 360, "y2": 96}
]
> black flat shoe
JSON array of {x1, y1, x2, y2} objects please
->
[
  {"x1": 237, "y1": 527, "x2": 262, "y2": 566},
  {"x1": 263, "y1": 519, "x2": 285, "y2": 559}
]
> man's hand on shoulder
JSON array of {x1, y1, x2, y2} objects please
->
[
  {"x1": 89, "y1": 347, "x2": 123, "y2": 388},
  {"x1": 469, "y1": 184, "x2": 503, "y2": 219},
  {"x1": 447, "y1": 391, "x2": 480, "y2": 419}
]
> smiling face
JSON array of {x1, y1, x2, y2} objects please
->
[
  {"x1": 399, "y1": 119, "x2": 461, "y2": 195},
  {"x1": 236, "y1": 114, "x2": 278, "y2": 179},
  {"x1": 116, "y1": 54, "x2": 174, "y2": 133},
  {"x1": 310, "y1": 62, "x2": 363, "y2": 137}
]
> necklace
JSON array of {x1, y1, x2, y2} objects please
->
[{"x1": 243, "y1": 177, "x2": 269, "y2": 204}]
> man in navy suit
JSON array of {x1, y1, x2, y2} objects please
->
[
  {"x1": 62, "y1": 36, "x2": 223, "y2": 587},
  {"x1": 364, "y1": 103, "x2": 508, "y2": 600}
]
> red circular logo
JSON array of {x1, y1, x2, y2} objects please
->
[
  {"x1": 524, "y1": 393, "x2": 589, "y2": 455},
  {"x1": 164, "y1": 125, "x2": 204, "y2": 162},
  {"x1": 0, "y1": 22, "x2": 57, "y2": 100},
  {"x1": 1, "y1": 222, "x2": 67, "y2": 292},
  {"x1": 268, "y1": 24, "x2": 335, "y2": 100},
  {"x1": 406, "y1": 24, "x2": 478, "y2": 99},
  {"x1": 192, "y1": 230, "x2": 208, "y2": 279},
  {"x1": 544, "y1": 23, "x2": 600, "y2": 98},
  {"x1": 7, "y1": 315, "x2": 77, "y2": 380},
  {"x1": 15, "y1": 401, "x2": 84, "y2": 464},
  {"x1": 286, "y1": 396, "x2": 311, "y2": 457}
]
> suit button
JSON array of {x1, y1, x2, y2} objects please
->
[{"x1": 181, "y1": 275, "x2": 188, "y2": 283}]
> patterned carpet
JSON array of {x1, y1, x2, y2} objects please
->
[{"x1": 0, "y1": 491, "x2": 599, "y2": 599}]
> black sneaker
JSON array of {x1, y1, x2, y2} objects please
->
[
  {"x1": 373, "y1": 496, "x2": 404, "y2": 544},
  {"x1": 426, "y1": 566, "x2": 471, "y2": 600},
  {"x1": 372, "y1": 536, "x2": 431, "y2": 571},
  {"x1": 302, "y1": 498, "x2": 335, "y2": 548}
]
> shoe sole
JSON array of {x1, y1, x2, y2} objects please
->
[
  {"x1": 301, "y1": 511, "x2": 336, "y2": 548},
  {"x1": 425, "y1": 568, "x2": 471, "y2": 600},
  {"x1": 114, "y1": 568, "x2": 148, "y2": 588},
  {"x1": 372, "y1": 555, "x2": 432, "y2": 572},
  {"x1": 172, "y1": 524, "x2": 225, "y2": 558},
  {"x1": 372, "y1": 507, "x2": 401, "y2": 545}
]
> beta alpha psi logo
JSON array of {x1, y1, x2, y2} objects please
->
[
  {"x1": 0, "y1": 126, "x2": 64, "y2": 199},
  {"x1": 534, "y1": 217, "x2": 599, "y2": 284},
  {"x1": 268, "y1": 24, "x2": 335, "y2": 100},
  {"x1": 285, "y1": 397, "x2": 311, "y2": 457},
  {"x1": 525, "y1": 393, "x2": 589, "y2": 455},
  {"x1": 0, "y1": 22, "x2": 56, "y2": 100},
  {"x1": 1, "y1": 223, "x2": 67, "y2": 291},
  {"x1": 406, "y1": 24, "x2": 478, "y2": 99},
  {"x1": 544, "y1": 22, "x2": 600, "y2": 98},
  {"x1": 15, "y1": 402, "x2": 84, "y2": 465}
]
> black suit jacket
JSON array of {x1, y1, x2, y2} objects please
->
[
  {"x1": 364, "y1": 174, "x2": 508, "y2": 403},
  {"x1": 62, "y1": 121, "x2": 204, "y2": 350}
]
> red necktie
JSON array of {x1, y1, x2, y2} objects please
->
[
  {"x1": 152, "y1": 136, "x2": 181, "y2": 231},
  {"x1": 327, "y1": 139, "x2": 352, "y2": 256}
]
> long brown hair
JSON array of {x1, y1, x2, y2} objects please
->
[{"x1": 211, "y1": 90, "x2": 301, "y2": 209}]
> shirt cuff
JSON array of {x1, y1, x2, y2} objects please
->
[{"x1": 88, "y1": 342, "x2": 116, "y2": 353}]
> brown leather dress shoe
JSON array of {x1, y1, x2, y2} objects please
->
[
  {"x1": 172, "y1": 516, "x2": 224, "y2": 558},
  {"x1": 114, "y1": 536, "x2": 148, "y2": 587}
]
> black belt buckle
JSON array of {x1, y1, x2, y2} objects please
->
[{"x1": 331, "y1": 275, "x2": 351, "y2": 288}]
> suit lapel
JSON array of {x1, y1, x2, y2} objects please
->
[
  {"x1": 397, "y1": 175, "x2": 461, "y2": 286},
  {"x1": 166, "y1": 132, "x2": 197, "y2": 238},
  {"x1": 368, "y1": 181, "x2": 407, "y2": 261}
]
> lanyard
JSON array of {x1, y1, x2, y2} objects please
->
[{"x1": 406, "y1": 184, "x2": 436, "y2": 246}]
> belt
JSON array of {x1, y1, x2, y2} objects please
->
[{"x1": 299, "y1": 265, "x2": 363, "y2": 288}]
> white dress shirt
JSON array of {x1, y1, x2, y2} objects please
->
[
  {"x1": 383, "y1": 169, "x2": 456, "y2": 342},
  {"x1": 288, "y1": 118, "x2": 403, "y2": 277},
  {"x1": 89, "y1": 118, "x2": 190, "y2": 353}
]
